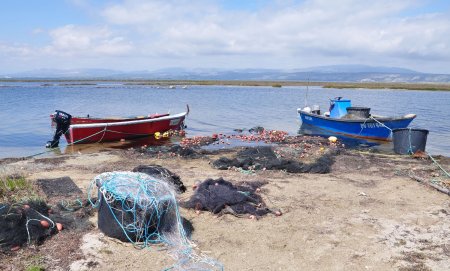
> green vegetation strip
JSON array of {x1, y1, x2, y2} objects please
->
[
  {"x1": 1, "y1": 79, "x2": 449, "y2": 91},
  {"x1": 0, "y1": 176, "x2": 40, "y2": 202},
  {"x1": 322, "y1": 82, "x2": 450, "y2": 91}
]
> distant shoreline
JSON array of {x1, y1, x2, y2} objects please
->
[{"x1": 1, "y1": 79, "x2": 450, "y2": 91}]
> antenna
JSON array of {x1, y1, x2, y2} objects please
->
[{"x1": 304, "y1": 77, "x2": 310, "y2": 107}]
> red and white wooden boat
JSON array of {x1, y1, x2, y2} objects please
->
[{"x1": 47, "y1": 106, "x2": 188, "y2": 146}]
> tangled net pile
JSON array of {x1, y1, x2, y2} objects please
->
[
  {"x1": 89, "y1": 172, "x2": 222, "y2": 270},
  {"x1": 0, "y1": 201, "x2": 59, "y2": 251},
  {"x1": 132, "y1": 165, "x2": 187, "y2": 194},
  {"x1": 213, "y1": 146, "x2": 335, "y2": 174},
  {"x1": 181, "y1": 178, "x2": 273, "y2": 218}
]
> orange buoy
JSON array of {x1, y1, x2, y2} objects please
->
[
  {"x1": 56, "y1": 223, "x2": 63, "y2": 231},
  {"x1": 40, "y1": 220, "x2": 50, "y2": 228},
  {"x1": 10, "y1": 245, "x2": 20, "y2": 251}
]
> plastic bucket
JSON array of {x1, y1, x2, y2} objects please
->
[
  {"x1": 346, "y1": 107, "x2": 371, "y2": 118},
  {"x1": 392, "y1": 128, "x2": 429, "y2": 154}
]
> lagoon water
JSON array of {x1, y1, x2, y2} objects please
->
[{"x1": 0, "y1": 82, "x2": 449, "y2": 158}]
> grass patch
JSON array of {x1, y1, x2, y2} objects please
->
[
  {"x1": 1, "y1": 175, "x2": 30, "y2": 191},
  {"x1": 0, "y1": 175, "x2": 40, "y2": 202},
  {"x1": 22, "y1": 254, "x2": 47, "y2": 271},
  {"x1": 26, "y1": 265, "x2": 45, "y2": 271}
]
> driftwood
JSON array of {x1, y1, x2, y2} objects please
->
[{"x1": 408, "y1": 174, "x2": 450, "y2": 196}]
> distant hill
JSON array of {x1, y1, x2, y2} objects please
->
[
  {"x1": 293, "y1": 64, "x2": 419, "y2": 74},
  {"x1": 2, "y1": 65, "x2": 450, "y2": 83}
]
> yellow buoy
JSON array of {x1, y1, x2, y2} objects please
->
[
  {"x1": 162, "y1": 131, "x2": 169, "y2": 138},
  {"x1": 154, "y1": 132, "x2": 161, "y2": 139},
  {"x1": 328, "y1": 136, "x2": 338, "y2": 143}
]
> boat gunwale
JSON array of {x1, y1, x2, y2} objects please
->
[
  {"x1": 70, "y1": 113, "x2": 170, "y2": 122},
  {"x1": 299, "y1": 110, "x2": 416, "y2": 123},
  {"x1": 69, "y1": 111, "x2": 187, "y2": 129}
]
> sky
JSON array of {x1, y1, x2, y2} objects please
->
[{"x1": 1, "y1": 0, "x2": 450, "y2": 74}]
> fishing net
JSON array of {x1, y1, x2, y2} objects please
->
[
  {"x1": 37, "y1": 176, "x2": 83, "y2": 198},
  {"x1": 0, "y1": 201, "x2": 57, "y2": 251},
  {"x1": 180, "y1": 178, "x2": 273, "y2": 217},
  {"x1": 212, "y1": 146, "x2": 334, "y2": 174},
  {"x1": 0, "y1": 199, "x2": 94, "y2": 252},
  {"x1": 132, "y1": 165, "x2": 186, "y2": 193},
  {"x1": 89, "y1": 172, "x2": 222, "y2": 270},
  {"x1": 140, "y1": 145, "x2": 202, "y2": 159}
]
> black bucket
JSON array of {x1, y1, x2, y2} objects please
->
[
  {"x1": 97, "y1": 194, "x2": 136, "y2": 242},
  {"x1": 346, "y1": 107, "x2": 371, "y2": 118},
  {"x1": 392, "y1": 128, "x2": 429, "y2": 155}
]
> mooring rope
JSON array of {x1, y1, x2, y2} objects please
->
[
  {"x1": 407, "y1": 128, "x2": 414, "y2": 154},
  {"x1": 369, "y1": 115, "x2": 393, "y2": 132},
  {"x1": 428, "y1": 152, "x2": 450, "y2": 178},
  {"x1": 358, "y1": 116, "x2": 393, "y2": 136},
  {"x1": 24, "y1": 126, "x2": 162, "y2": 158}
]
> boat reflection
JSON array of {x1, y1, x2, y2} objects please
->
[{"x1": 60, "y1": 136, "x2": 177, "y2": 155}]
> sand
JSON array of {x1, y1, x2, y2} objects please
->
[{"x1": 1, "y1": 145, "x2": 449, "y2": 271}]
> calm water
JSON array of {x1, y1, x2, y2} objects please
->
[{"x1": 0, "y1": 82, "x2": 449, "y2": 158}]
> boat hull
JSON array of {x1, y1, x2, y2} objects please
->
[
  {"x1": 65, "y1": 112, "x2": 187, "y2": 144},
  {"x1": 299, "y1": 111, "x2": 415, "y2": 141}
]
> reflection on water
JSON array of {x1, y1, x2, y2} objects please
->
[
  {"x1": 59, "y1": 136, "x2": 177, "y2": 155},
  {"x1": 0, "y1": 82, "x2": 449, "y2": 158},
  {"x1": 298, "y1": 123, "x2": 394, "y2": 152}
]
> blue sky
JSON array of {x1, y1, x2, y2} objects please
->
[{"x1": 1, "y1": 0, "x2": 450, "y2": 74}]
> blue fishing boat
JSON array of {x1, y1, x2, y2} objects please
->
[{"x1": 297, "y1": 97, "x2": 416, "y2": 141}]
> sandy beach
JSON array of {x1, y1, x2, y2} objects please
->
[{"x1": 1, "y1": 137, "x2": 449, "y2": 271}]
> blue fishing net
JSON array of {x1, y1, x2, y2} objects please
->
[{"x1": 88, "y1": 172, "x2": 222, "y2": 270}]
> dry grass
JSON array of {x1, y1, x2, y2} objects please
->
[
  {"x1": 322, "y1": 82, "x2": 450, "y2": 91},
  {"x1": 2, "y1": 79, "x2": 449, "y2": 91}
]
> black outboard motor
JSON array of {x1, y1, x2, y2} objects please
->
[{"x1": 46, "y1": 110, "x2": 72, "y2": 148}]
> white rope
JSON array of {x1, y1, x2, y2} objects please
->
[
  {"x1": 67, "y1": 129, "x2": 108, "y2": 145},
  {"x1": 96, "y1": 124, "x2": 108, "y2": 143},
  {"x1": 357, "y1": 116, "x2": 393, "y2": 136},
  {"x1": 369, "y1": 115, "x2": 393, "y2": 132}
]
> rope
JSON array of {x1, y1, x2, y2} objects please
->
[
  {"x1": 24, "y1": 124, "x2": 150, "y2": 158},
  {"x1": 428, "y1": 153, "x2": 450, "y2": 178},
  {"x1": 95, "y1": 125, "x2": 108, "y2": 144},
  {"x1": 357, "y1": 118, "x2": 370, "y2": 135},
  {"x1": 369, "y1": 116, "x2": 393, "y2": 132},
  {"x1": 25, "y1": 210, "x2": 56, "y2": 245},
  {"x1": 88, "y1": 172, "x2": 223, "y2": 270},
  {"x1": 25, "y1": 149, "x2": 56, "y2": 159},
  {"x1": 407, "y1": 128, "x2": 414, "y2": 155},
  {"x1": 68, "y1": 128, "x2": 107, "y2": 145},
  {"x1": 59, "y1": 199, "x2": 84, "y2": 211},
  {"x1": 357, "y1": 116, "x2": 393, "y2": 136}
]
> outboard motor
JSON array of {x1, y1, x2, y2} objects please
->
[{"x1": 46, "y1": 110, "x2": 72, "y2": 148}]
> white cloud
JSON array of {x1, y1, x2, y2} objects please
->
[
  {"x1": 45, "y1": 24, "x2": 133, "y2": 56},
  {"x1": 1, "y1": 0, "x2": 450, "y2": 73},
  {"x1": 0, "y1": 43, "x2": 32, "y2": 56},
  {"x1": 97, "y1": 0, "x2": 450, "y2": 64}
]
